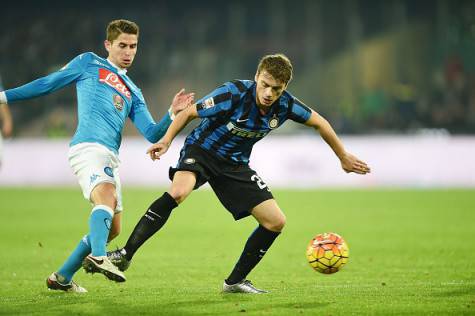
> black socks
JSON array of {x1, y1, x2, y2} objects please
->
[
  {"x1": 122, "y1": 193, "x2": 280, "y2": 285},
  {"x1": 123, "y1": 192, "x2": 178, "y2": 261},
  {"x1": 226, "y1": 225, "x2": 281, "y2": 285}
]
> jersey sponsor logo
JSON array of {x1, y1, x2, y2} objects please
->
[
  {"x1": 236, "y1": 117, "x2": 249, "y2": 123},
  {"x1": 226, "y1": 122, "x2": 268, "y2": 138},
  {"x1": 203, "y1": 97, "x2": 215, "y2": 109},
  {"x1": 112, "y1": 94, "x2": 124, "y2": 111},
  {"x1": 99, "y1": 68, "x2": 131, "y2": 100}
]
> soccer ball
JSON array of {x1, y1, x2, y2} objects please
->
[{"x1": 306, "y1": 232, "x2": 349, "y2": 274}]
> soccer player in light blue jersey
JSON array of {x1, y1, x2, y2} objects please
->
[{"x1": 0, "y1": 20, "x2": 193, "y2": 292}]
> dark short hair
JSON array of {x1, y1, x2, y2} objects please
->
[
  {"x1": 106, "y1": 19, "x2": 139, "y2": 42},
  {"x1": 257, "y1": 54, "x2": 293, "y2": 84}
]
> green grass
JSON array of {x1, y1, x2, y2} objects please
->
[{"x1": 0, "y1": 188, "x2": 474, "y2": 315}]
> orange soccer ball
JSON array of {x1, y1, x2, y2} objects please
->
[{"x1": 306, "y1": 232, "x2": 349, "y2": 274}]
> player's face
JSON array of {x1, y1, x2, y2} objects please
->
[
  {"x1": 254, "y1": 71, "x2": 287, "y2": 108},
  {"x1": 105, "y1": 33, "x2": 138, "y2": 69}
]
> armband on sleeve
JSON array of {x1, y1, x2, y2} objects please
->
[
  {"x1": 168, "y1": 106, "x2": 176, "y2": 120},
  {"x1": 0, "y1": 91, "x2": 7, "y2": 104}
]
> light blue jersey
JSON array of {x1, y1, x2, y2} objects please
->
[{"x1": 4, "y1": 52, "x2": 171, "y2": 153}]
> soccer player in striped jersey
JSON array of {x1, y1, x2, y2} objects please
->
[
  {"x1": 0, "y1": 20, "x2": 193, "y2": 292},
  {"x1": 109, "y1": 54, "x2": 370, "y2": 293}
]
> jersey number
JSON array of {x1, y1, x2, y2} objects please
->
[{"x1": 251, "y1": 174, "x2": 268, "y2": 190}]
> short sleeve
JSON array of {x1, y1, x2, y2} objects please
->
[
  {"x1": 288, "y1": 97, "x2": 312, "y2": 123},
  {"x1": 196, "y1": 84, "x2": 236, "y2": 118}
]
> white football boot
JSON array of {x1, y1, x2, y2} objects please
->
[
  {"x1": 82, "y1": 255, "x2": 126, "y2": 282},
  {"x1": 46, "y1": 272, "x2": 87, "y2": 293}
]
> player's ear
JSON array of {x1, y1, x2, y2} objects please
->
[
  {"x1": 104, "y1": 40, "x2": 111, "y2": 53},
  {"x1": 254, "y1": 71, "x2": 259, "y2": 82}
]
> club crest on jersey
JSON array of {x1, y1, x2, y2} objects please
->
[
  {"x1": 112, "y1": 94, "x2": 124, "y2": 111},
  {"x1": 99, "y1": 68, "x2": 131, "y2": 100},
  {"x1": 268, "y1": 115, "x2": 279, "y2": 129},
  {"x1": 203, "y1": 97, "x2": 215, "y2": 109}
]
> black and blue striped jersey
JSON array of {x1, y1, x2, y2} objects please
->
[{"x1": 185, "y1": 79, "x2": 312, "y2": 164}]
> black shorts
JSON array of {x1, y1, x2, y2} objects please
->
[{"x1": 169, "y1": 144, "x2": 274, "y2": 220}]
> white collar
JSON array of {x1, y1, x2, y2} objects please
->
[{"x1": 107, "y1": 58, "x2": 127, "y2": 75}]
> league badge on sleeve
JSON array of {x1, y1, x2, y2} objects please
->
[{"x1": 203, "y1": 97, "x2": 215, "y2": 109}]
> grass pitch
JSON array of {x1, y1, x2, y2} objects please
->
[{"x1": 0, "y1": 188, "x2": 474, "y2": 315}]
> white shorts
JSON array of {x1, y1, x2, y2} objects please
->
[{"x1": 68, "y1": 143, "x2": 123, "y2": 213}]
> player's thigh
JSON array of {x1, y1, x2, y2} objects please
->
[
  {"x1": 251, "y1": 199, "x2": 286, "y2": 232},
  {"x1": 91, "y1": 182, "x2": 118, "y2": 210},
  {"x1": 209, "y1": 167, "x2": 274, "y2": 221},
  {"x1": 69, "y1": 143, "x2": 120, "y2": 210},
  {"x1": 168, "y1": 170, "x2": 197, "y2": 203}
]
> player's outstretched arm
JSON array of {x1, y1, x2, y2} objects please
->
[
  {"x1": 147, "y1": 104, "x2": 199, "y2": 161},
  {"x1": 305, "y1": 110, "x2": 371, "y2": 174},
  {"x1": 131, "y1": 88, "x2": 194, "y2": 143},
  {"x1": 0, "y1": 54, "x2": 87, "y2": 104}
]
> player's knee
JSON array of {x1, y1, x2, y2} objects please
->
[
  {"x1": 265, "y1": 214, "x2": 286, "y2": 232},
  {"x1": 102, "y1": 195, "x2": 118, "y2": 210},
  {"x1": 92, "y1": 183, "x2": 118, "y2": 209},
  {"x1": 168, "y1": 187, "x2": 190, "y2": 204}
]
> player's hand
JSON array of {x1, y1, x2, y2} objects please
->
[
  {"x1": 170, "y1": 88, "x2": 194, "y2": 116},
  {"x1": 147, "y1": 142, "x2": 170, "y2": 161},
  {"x1": 340, "y1": 152, "x2": 371, "y2": 174}
]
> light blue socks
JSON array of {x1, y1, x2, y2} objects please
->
[
  {"x1": 55, "y1": 205, "x2": 114, "y2": 283},
  {"x1": 57, "y1": 235, "x2": 91, "y2": 283},
  {"x1": 88, "y1": 205, "x2": 114, "y2": 257}
]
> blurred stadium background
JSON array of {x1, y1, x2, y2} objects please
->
[
  {"x1": 1, "y1": 2, "x2": 474, "y2": 314},
  {"x1": 1, "y1": 0, "x2": 474, "y2": 187}
]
